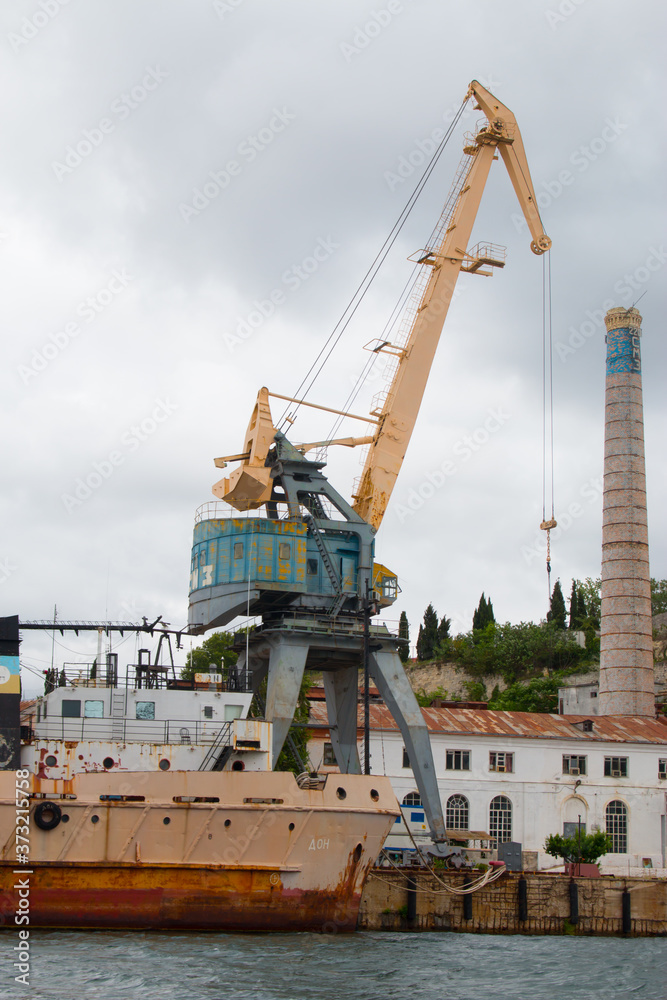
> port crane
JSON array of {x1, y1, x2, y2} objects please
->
[{"x1": 189, "y1": 81, "x2": 550, "y2": 845}]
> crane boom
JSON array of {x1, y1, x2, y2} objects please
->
[{"x1": 351, "y1": 80, "x2": 550, "y2": 530}]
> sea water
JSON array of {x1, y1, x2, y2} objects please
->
[{"x1": 3, "y1": 930, "x2": 665, "y2": 999}]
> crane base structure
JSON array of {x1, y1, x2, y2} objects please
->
[{"x1": 235, "y1": 615, "x2": 446, "y2": 842}]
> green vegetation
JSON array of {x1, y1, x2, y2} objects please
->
[
  {"x1": 544, "y1": 831, "x2": 612, "y2": 865},
  {"x1": 651, "y1": 578, "x2": 667, "y2": 616},
  {"x1": 472, "y1": 593, "x2": 495, "y2": 631},
  {"x1": 416, "y1": 604, "x2": 439, "y2": 661},
  {"x1": 448, "y1": 621, "x2": 587, "y2": 684},
  {"x1": 180, "y1": 631, "x2": 238, "y2": 682},
  {"x1": 547, "y1": 579, "x2": 567, "y2": 630}
]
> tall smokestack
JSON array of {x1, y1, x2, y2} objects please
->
[{"x1": 598, "y1": 306, "x2": 654, "y2": 716}]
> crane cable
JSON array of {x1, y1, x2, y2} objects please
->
[
  {"x1": 277, "y1": 97, "x2": 470, "y2": 431},
  {"x1": 540, "y1": 250, "x2": 556, "y2": 603}
]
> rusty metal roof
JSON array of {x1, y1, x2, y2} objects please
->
[{"x1": 308, "y1": 702, "x2": 667, "y2": 745}]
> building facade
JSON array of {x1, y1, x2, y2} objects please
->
[{"x1": 309, "y1": 703, "x2": 667, "y2": 874}]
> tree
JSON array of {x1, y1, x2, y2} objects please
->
[
  {"x1": 544, "y1": 831, "x2": 612, "y2": 865},
  {"x1": 568, "y1": 581, "x2": 578, "y2": 630},
  {"x1": 547, "y1": 579, "x2": 567, "y2": 630},
  {"x1": 398, "y1": 611, "x2": 410, "y2": 663},
  {"x1": 651, "y1": 578, "x2": 667, "y2": 616},
  {"x1": 181, "y1": 631, "x2": 238, "y2": 682},
  {"x1": 568, "y1": 581, "x2": 588, "y2": 631},
  {"x1": 437, "y1": 615, "x2": 451, "y2": 643},
  {"x1": 574, "y1": 578, "x2": 600, "y2": 630},
  {"x1": 416, "y1": 604, "x2": 439, "y2": 661},
  {"x1": 488, "y1": 675, "x2": 560, "y2": 713},
  {"x1": 472, "y1": 593, "x2": 495, "y2": 631}
]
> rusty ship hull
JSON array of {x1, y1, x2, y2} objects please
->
[{"x1": 1, "y1": 769, "x2": 398, "y2": 932}]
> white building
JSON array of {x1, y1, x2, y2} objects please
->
[{"x1": 309, "y1": 702, "x2": 667, "y2": 874}]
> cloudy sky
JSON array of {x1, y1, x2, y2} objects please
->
[{"x1": 3, "y1": 0, "x2": 665, "y2": 695}]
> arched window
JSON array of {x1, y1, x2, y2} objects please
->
[
  {"x1": 489, "y1": 795, "x2": 512, "y2": 845},
  {"x1": 606, "y1": 800, "x2": 628, "y2": 853},
  {"x1": 446, "y1": 794, "x2": 469, "y2": 830},
  {"x1": 402, "y1": 791, "x2": 422, "y2": 807}
]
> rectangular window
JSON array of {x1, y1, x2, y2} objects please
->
[
  {"x1": 135, "y1": 701, "x2": 155, "y2": 721},
  {"x1": 402, "y1": 747, "x2": 410, "y2": 769},
  {"x1": 604, "y1": 756, "x2": 628, "y2": 778},
  {"x1": 61, "y1": 700, "x2": 81, "y2": 718},
  {"x1": 307, "y1": 558, "x2": 318, "y2": 576},
  {"x1": 234, "y1": 542, "x2": 243, "y2": 559},
  {"x1": 446, "y1": 750, "x2": 470, "y2": 771},
  {"x1": 562, "y1": 755, "x2": 587, "y2": 776},
  {"x1": 224, "y1": 704, "x2": 243, "y2": 721},
  {"x1": 323, "y1": 742, "x2": 336, "y2": 766},
  {"x1": 203, "y1": 706, "x2": 213, "y2": 719},
  {"x1": 279, "y1": 542, "x2": 291, "y2": 560},
  {"x1": 659, "y1": 759, "x2": 667, "y2": 780},
  {"x1": 84, "y1": 700, "x2": 104, "y2": 719},
  {"x1": 489, "y1": 751, "x2": 513, "y2": 773}
]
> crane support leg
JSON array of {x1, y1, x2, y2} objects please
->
[
  {"x1": 369, "y1": 647, "x2": 447, "y2": 841},
  {"x1": 323, "y1": 665, "x2": 362, "y2": 775},
  {"x1": 264, "y1": 635, "x2": 309, "y2": 767}
]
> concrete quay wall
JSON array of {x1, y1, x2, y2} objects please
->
[{"x1": 359, "y1": 870, "x2": 667, "y2": 936}]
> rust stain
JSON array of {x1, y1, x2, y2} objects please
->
[
  {"x1": 309, "y1": 702, "x2": 667, "y2": 745},
  {"x1": 0, "y1": 862, "x2": 364, "y2": 931}
]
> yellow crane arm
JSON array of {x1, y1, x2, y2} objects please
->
[{"x1": 351, "y1": 80, "x2": 551, "y2": 530}]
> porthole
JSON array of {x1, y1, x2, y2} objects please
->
[
  {"x1": 61, "y1": 814, "x2": 70, "y2": 823},
  {"x1": 91, "y1": 815, "x2": 99, "y2": 824},
  {"x1": 45, "y1": 755, "x2": 57, "y2": 767},
  {"x1": 353, "y1": 843, "x2": 363, "y2": 863},
  {"x1": 288, "y1": 823, "x2": 295, "y2": 832},
  {"x1": 163, "y1": 817, "x2": 171, "y2": 826},
  {"x1": 336, "y1": 787, "x2": 347, "y2": 800},
  {"x1": 224, "y1": 819, "x2": 231, "y2": 828},
  {"x1": 231, "y1": 760, "x2": 245, "y2": 772},
  {"x1": 159, "y1": 759, "x2": 171, "y2": 771},
  {"x1": 103, "y1": 757, "x2": 114, "y2": 770},
  {"x1": 370, "y1": 788, "x2": 379, "y2": 802}
]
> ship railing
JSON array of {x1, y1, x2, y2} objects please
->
[{"x1": 32, "y1": 717, "x2": 235, "y2": 746}]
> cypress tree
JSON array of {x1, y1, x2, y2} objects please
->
[
  {"x1": 416, "y1": 604, "x2": 439, "y2": 660},
  {"x1": 473, "y1": 593, "x2": 495, "y2": 630},
  {"x1": 547, "y1": 579, "x2": 567, "y2": 630},
  {"x1": 437, "y1": 615, "x2": 451, "y2": 643},
  {"x1": 568, "y1": 581, "x2": 578, "y2": 630},
  {"x1": 398, "y1": 611, "x2": 410, "y2": 663}
]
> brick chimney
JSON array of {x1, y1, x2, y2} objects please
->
[{"x1": 598, "y1": 307, "x2": 654, "y2": 716}]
